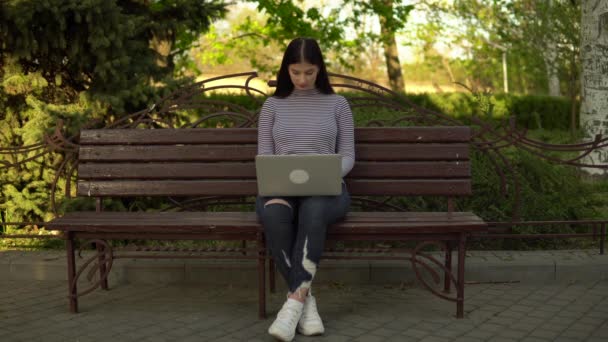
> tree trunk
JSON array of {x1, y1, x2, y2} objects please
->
[
  {"x1": 544, "y1": 0, "x2": 561, "y2": 97},
  {"x1": 379, "y1": 0, "x2": 405, "y2": 93},
  {"x1": 150, "y1": 33, "x2": 173, "y2": 69},
  {"x1": 544, "y1": 41, "x2": 561, "y2": 96},
  {"x1": 580, "y1": 0, "x2": 608, "y2": 174}
]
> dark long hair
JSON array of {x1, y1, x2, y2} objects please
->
[{"x1": 274, "y1": 37, "x2": 334, "y2": 98}]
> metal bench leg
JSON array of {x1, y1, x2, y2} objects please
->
[
  {"x1": 601, "y1": 223, "x2": 606, "y2": 255},
  {"x1": 66, "y1": 232, "x2": 78, "y2": 313},
  {"x1": 258, "y1": 234, "x2": 267, "y2": 319},
  {"x1": 457, "y1": 233, "x2": 467, "y2": 318},
  {"x1": 444, "y1": 241, "x2": 452, "y2": 293},
  {"x1": 269, "y1": 258, "x2": 276, "y2": 293},
  {"x1": 96, "y1": 242, "x2": 109, "y2": 290}
]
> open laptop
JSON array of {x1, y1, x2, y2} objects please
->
[{"x1": 255, "y1": 154, "x2": 342, "y2": 196}]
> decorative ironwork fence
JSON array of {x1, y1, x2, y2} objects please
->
[{"x1": 1, "y1": 71, "x2": 607, "y2": 252}]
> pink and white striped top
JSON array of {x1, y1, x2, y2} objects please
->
[{"x1": 257, "y1": 88, "x2": 355, "y2": 177}]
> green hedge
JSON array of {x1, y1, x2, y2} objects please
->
[{"x1": 200, "y1": 92, "x2": 578, "y2": 130}]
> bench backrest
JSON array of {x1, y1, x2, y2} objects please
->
[{"x1": 77, "y1": 127, "x2": 471, "y2": 198}]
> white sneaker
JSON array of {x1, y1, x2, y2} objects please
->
[
  {"x1": 268, "y1": 298, "x2": 304, "y2": 341},
  {"x1": 297, "y1": 291, "x2": 325, "y2": 336}
]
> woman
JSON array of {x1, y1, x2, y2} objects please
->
[{"x1": 256, "y1": 37, "x2": 355, "y2": 341}]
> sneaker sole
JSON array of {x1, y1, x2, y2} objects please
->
[
  {"x1": 297, "y1": 326, "x2": 325, "y2": 336},
  {"x1": 268, "y1": 328, "x2": 295, "y2": 342}
]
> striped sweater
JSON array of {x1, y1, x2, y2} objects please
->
[{"x1": 257, "y1": 88, "x2": 355, "y2": 177}]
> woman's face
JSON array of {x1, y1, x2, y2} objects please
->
[{"x1": 288, "y1": 62, "x2": 319, "y2": 90}]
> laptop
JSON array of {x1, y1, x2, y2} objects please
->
[{"x1": 255, "y1": 154, "x2": 342, "y2": 196}]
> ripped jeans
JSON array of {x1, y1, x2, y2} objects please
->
[{"x1": 255, "y1": 183, "x2": 350, "y2": 294}]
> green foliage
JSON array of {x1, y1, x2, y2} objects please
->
[
  {"x1": 504, "y1": 94, "x2": 576, "y2": 130},
  {"x1": 463, "y1": 149, "x2": 602, "y2": 249},
  {"x1": 463, "y1": 149, "x2": 598, "y2": 222},
  {"x1": 0, "y1": 0, "x2": 227, "y2": 245},
  {"x1": 187, "y1": 91, "x2": 578, "y2": 130},
  {"x1": 412, "y1": 0, "x2": 580, "y2": 98},
  {"x1": 0, "y1": 0, "x2": 227, "y2": 113},
  {"x1": 198, "y1": 0, "x2": 414, "y2": 72},
  {"x1": 402, "y1": 92, "x2": 578, "y2": 130}
]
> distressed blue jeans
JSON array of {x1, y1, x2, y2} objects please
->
[{"x1": 255, "y1": 183, "x2": 350, "y2": 293}]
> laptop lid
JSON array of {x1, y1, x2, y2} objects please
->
[{"x1": 255, "y1": 154, "x2": 342, "y2": 196}]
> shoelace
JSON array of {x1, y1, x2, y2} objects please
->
[
  {"x1": 301, "y1": 298, "x2": 319, "y2": 322},
  {"x1": 277, "y1": 305, "x2": 301, "y2": 326}
]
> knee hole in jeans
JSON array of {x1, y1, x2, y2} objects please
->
[{"x1": 264, "y1": 198, "x2": 292, "y2": 210}]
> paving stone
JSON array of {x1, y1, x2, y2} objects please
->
[
  {"x1": 415, "y1": 321, "x2": 445, "y2": 331},
  {"x1": 352, "y1": 335, "x2": 387, "y2": 342},
  {"x1": 495, "y1": 329, "x2": 528, "y2": 339},
  {"x1": 402, "y1": 328, "x2": 431, "y2": 339},
  {"x1": 568, "y1": 322, "x2": 600, "y2": 332},
  {"x1": 432, "y1": 328, "x2": 466, "y2": 339},
  {"x1": 510, "y1": 304, "x2": 536, "y2": 313},
  {"x1": 509, "y1": 321, "x2": 538, "y2": 333},
  {"x1": 334, "y1": 327, "x2": 369, "y2": 337},
  {"x1": 367, "y1": 327, "x2": 400, "y2": 337},
  {"x1": 322, "y1": 335, "x2": 352, "y2": 342},
  {"x1": 486, "y1": 316, "x2": 517, "y2": 326},
  {"x1": 559, "y1": 328, "x2": 592, "y2": 340},
  {"x1": 527, "y1": 309, "x2": 561, "y2": 319},
  {"x1": 477, "y1": 322, "x2": 507, "y2": 333},
  {"x1": 1, "y1": 275, "x2": 607, "y2": 342},
  {"x1": 462, "y1": 329, "x2": 496, "y2": 340},
  {"x1": 418, "y1": 336, "x2": 451, "y2": 342},
  {"x1": 587, "y1": 338, "x2": 608, "y2": 342},
  {"x1": 529, "y1": 329, "x2": 562, "y2": 339},
  {"x1": 496, "y1": 310, "x2": 525, "y2": 319},
  {"x1": 520, "y1": 336, "x2": 551, "y2": 342},
  {"x1": 577, "y1": 316, "x2": 605, "y2": 326}
]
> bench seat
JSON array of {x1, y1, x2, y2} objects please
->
[{"x1": 50, "y1": 211, "x2": 486, "y2": 234}]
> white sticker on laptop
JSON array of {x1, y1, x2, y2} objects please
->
[{"x1": 289, "y1": 169, "x2": 310, "y2": 184}]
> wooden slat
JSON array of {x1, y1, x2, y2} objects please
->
[
  {"x1": 354, "y1": 126, "x2": 471, "y2": 143},
  {"x1": 348, "y1": 161, "x2": 470, "y2": 178},
  {"x1": 50, "y1": 211, "x2": 259, "y2": 223},
  {"x1": 78, "y1": 163, "x2": 257, "y2": 180},
  {"x1": 79, "y1": 126, "x2": 471, "y2": 145},
  {"x1": 50, "y1": 211, "x2": 482, "y2": 223},
  {"x1": 79, "y1": 145, "x2": 257, "y2": 162},
  {"x1": 77, "y1": 179, "x2": 471, "y2": 197},
  {"x1": 346, "y1": 179, "x2": 472, "y2": 196},
  {"x1": 356, "y1": 144, "x2": 469, "y2": 161},
  {"x1": 48, "y1": 211, "x2": 486, "y2": 234},
  {"x1": 77, "y1": 180, "x2": 259, "y2": 197},
  {"x1": 73, "y1": 232, "x2": 260, "y2": 241},
  {"x1": 330, "y1": 222, "x2": 487, "y2": 234},
  {"x1": 80, "y1": 128, "x2": 258, "y2": 145},
  {"x1": 78, "y1": 161, "x2": 470, "y2": 180},
  {"x1": 51, "y1": 221, "x2": 485, "y2": 234},
  {"x1": 343, "y1": 212, "x2": 483, "y2": 222},
  {"x1": 79, "y1": 144, "x2": 467, "y2": 162}
]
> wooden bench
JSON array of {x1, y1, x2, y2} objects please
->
[{"x1": 47, "y1": 126, "x2": 486, "y2": 319}]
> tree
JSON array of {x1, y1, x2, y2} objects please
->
[
  {"x1": 1, "y1": 0, "x2": 227, "y2": 113},
  {"x1": 580, "y1": 0, "x2": 608, "y2": 174},
  {"x1": 203, "y1": 0, "x2": 414, "y2": 93},
  {"x1": 361, "y1": 0, "x2": 409, "y2": 92},
  {"x1": 0, "y1": 0, "x2": 227, "y2": 227},
  {"x1": 417, "y1": 0, "x2": 580, "y2": 98}
]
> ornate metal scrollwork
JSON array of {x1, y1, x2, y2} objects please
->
[
  {"x1": 70, "y1": 239, "x2": 114, "y2": 298},
  {"x1": 2, "y1": 70, "x2": 606, "y2": 225},
  {"x1": 410, "y1": 241, "x2": 459, "y2": 302}
]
